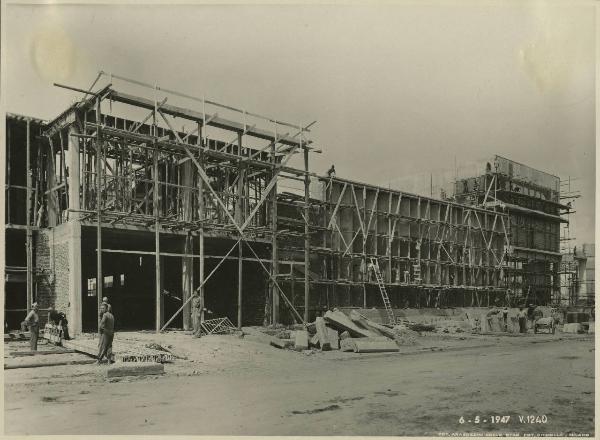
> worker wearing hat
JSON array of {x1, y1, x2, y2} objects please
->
[{"x1": 23, "y1": 302, "x2": 40, "y2": 351}]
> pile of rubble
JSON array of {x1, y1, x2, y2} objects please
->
[{"x1": 267, "y1": 308, "x2": 419, "y2": 354}]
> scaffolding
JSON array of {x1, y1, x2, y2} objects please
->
[{"x1": 6, "y1": 72, "x2": 519, "y2": 334}]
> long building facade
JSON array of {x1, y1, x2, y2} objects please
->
[{"x1": 3, "y1": 78, "x2": 567, "y2": 334}]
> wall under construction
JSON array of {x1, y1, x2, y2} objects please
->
[
  {"x1": 4, "y1": 75, "x2": 534, "y2": 334},
  {"x1": 452, "y1": 155, "x2": 568, "y2": 306}
]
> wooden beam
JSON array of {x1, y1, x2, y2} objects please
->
[
  {"x1": 25, "y1": 120, "x2": 33, "y2": 312},
  {"x1": 303, "y1": 146, "x2": 310, "y2": 322},
  {"x1": 96, "y1": 97, "x2": 103, "y2": 331},
  {"x1": 154, "y1": 145, "x2": 161, "y2": 332},
  {"x1": 109, "y1": 89, "x2": 305, "y2": 147}
]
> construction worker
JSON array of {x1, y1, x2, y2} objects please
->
[
  {"x1": 518, "y1": 307, "x2": 528, "y2": 333},
  {"x1": 366, "y1": 261, "x2": 374, "y2": 282},
  {"x1": 23, "y1": 302, "x2": 40, "y2": 351},
  {"x1": 97, "y1": 303, "x2": 115, "y2": 364},
  {"x1": 327, "y1": 165, "x2": 336, "y2": 178},
  {"x1": 191, "y1": 287, "x2": 205, "y2": 337},
  {"x1": 527, "y1": 303, "x2": 536, "y2": 329},
  {"x1": 47, "y1": 305, "x2": 60, "y2": 325},
  {"x1": 502, "y1": 307, "x2": 509, "y2": 332}
]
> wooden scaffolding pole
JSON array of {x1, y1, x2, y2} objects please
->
[
  {"x1": 237, "y1": 132, "x2": 244, "y2": 328},
  {"x1": 303, "y1": 144, "x2": 310, "y2": 322},
  {"x1": 271, "y1": 141, "x2": 279, "y2": 324},
  {"x1": 197, "y1": 122, "x2": 205, "y2": 326},
  {"x1": 26, "y1": 120, "x2": 33, "y2": 312},
  {"x1": 96, "y1": 98, "x2": 103, "y2": 330},
  {"x1": 153, "y1": 146, "x2": 162, "y2": 332}
]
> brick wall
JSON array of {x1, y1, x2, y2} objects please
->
[{"x1": 35, "y1": 225, "x2": 72, "y2": 324}]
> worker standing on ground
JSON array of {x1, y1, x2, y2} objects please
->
[
  {"x1": 191, "y1": 287, "x2": 206, "y2": 337},
  {"x1": 527, "y1": 303, "x2": 536, "y2": 330},
  {"x1": 518, "y1": 307, "x2": 528, "y2": 333},
  {"x1": 97, "y1": 303, "x2": 115, "y2": 364},
  {"x1": 23, "y1": 302, "x2": 40, "y2": 351},
  {"x1": 502, "y1": 307, "x2": 509, "y2": 332}
]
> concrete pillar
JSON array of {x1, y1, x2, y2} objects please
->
[
  {"x1": 67, "y1": 125, "x2": 82, "y2": 335},
  {"x1": 68, "y1": 222, "x2": 82, "y2": 335}
]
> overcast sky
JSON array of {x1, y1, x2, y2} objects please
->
[{"x1": 4, "y1": 1, "x2": 596, "y2": 245}]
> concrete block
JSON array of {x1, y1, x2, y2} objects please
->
[
  {"x1": 352, "y1": 338, "x2": 400, "y2": 353},
  {"x1": 588, "y1": 322, "x2": 595, "y2": 334},
  {"x1": 340, "y1": 338, "x2": 356, "y2": 352},
  {"x1": 106, "y1": 362, "x2": 164, "y2": 378},
  {"x1": 561, "y1": 323, "x2": 583, "y2": 334},
  {"x1": 326, "y1": 327, "x2": 339, "y2": 350},
  {"x1": 270, "y1": 338, "x2": 294, "y2": 349},
  {"x1": 294, "y1": 330, "x2": 309, "y2": 351},
  {"x1": 324, "y1": 310, "x2": 379, "y2": 338}
]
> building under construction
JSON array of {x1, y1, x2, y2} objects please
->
[
  {"x1": 450, "y1": 156, "x2": 570, "y2": 306},
  {"x1": 4, "y1": 74, "x2": 569, "y2": 335}
]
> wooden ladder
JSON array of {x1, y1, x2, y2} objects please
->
[
  {"x1": 369, "y1": 258, "x2": 396, "y2": 325},
  {"x1": 413, "y1": 263, "x2": 422, "y2": 284}
]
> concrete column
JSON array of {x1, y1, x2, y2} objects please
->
[
  {"x1": 68, "y1": 222, "x2": 82, "y2": 335},
  {"x1": 67, "y1": 124, "x2": 82, "y2": 335}
]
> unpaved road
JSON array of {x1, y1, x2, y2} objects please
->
[{"x1": 4, "y1": 337, "x2": 594, "y2": 436}]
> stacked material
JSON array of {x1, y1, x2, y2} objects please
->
[
  {"x1": 63, "y1": 337, "x2": 174, "y2": 363},
  {"x1": 268, "y1": 309, "x2": 402, "y2": 353}
]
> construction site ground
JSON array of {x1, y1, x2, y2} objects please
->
[{"x1": 4, "y1": 329, "x2": 594, "y2": 436}]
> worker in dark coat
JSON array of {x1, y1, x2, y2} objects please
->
[
  {"x1": 24, "y1": 302, "x2": 40, "y2": 351},
  {"x1": 47, "y1": 306, "x2": 60, "y2": 325},
  {"x1": 97, "y1": 303, "x2": 115, "y2": 364},
  {"x1": 57, "y1": 311, "x2": 71, "y2": 340}
]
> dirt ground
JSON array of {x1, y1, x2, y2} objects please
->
[{"x1": 4, "y1": 330, "x2": 594, "y2": 436}]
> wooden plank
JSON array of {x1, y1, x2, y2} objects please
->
[
  {"x1": 5, "y1": 359, "x2": 96, "y2": 369},
  {"x1": 106, "y1": 362, "x2": 164, "y2": 378},
  {"x1": 9, "y1": 349, "x2": 75, "y2": 357},
  {"x1": 323, "y1": 310, "x2": 379, "y2": 338},
  {"x1": 109, "y1": 90, "x2": 304, "y2": 147},
  {"x1": 315, "y1": 317, "x2": 331, "y2": 351}
]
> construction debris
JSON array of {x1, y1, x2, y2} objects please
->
[
  {"x1": 200, "y1": 317, "x2": 238, "y2": 335},
  {"x1": 407, "y1": 323, "x2": 436, "y2": 332},
  {"x1": 294, "y1": 330, "x2": 309, "y2": 351},
  {"x1": 326, "y1": 327, "x2": 340, "y2": 350},
  {"x1": 349, "y1": 310, "x2": 395, "y2": 338},
  {"x1": 351, "y1": 338, "x2": 400, "y2": 353},
  {"x1": 4, "y1": 331, "x2": 31, "y2": 342},
  {"x1": 562, "y1": 323, "x2": 584, "y2": 334},
  {"x1": 64, "y1": 338, "x2": 174, "y2": 363},
  {"x1": 324, "y1": 309, "x2": 379, "y2": 338},
  {"x1": 106, "y1": 362, "x2": 165, "y2": 378},
  {"x1": 270, "y1": 338, "x2": 294, "y2": 349}
]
